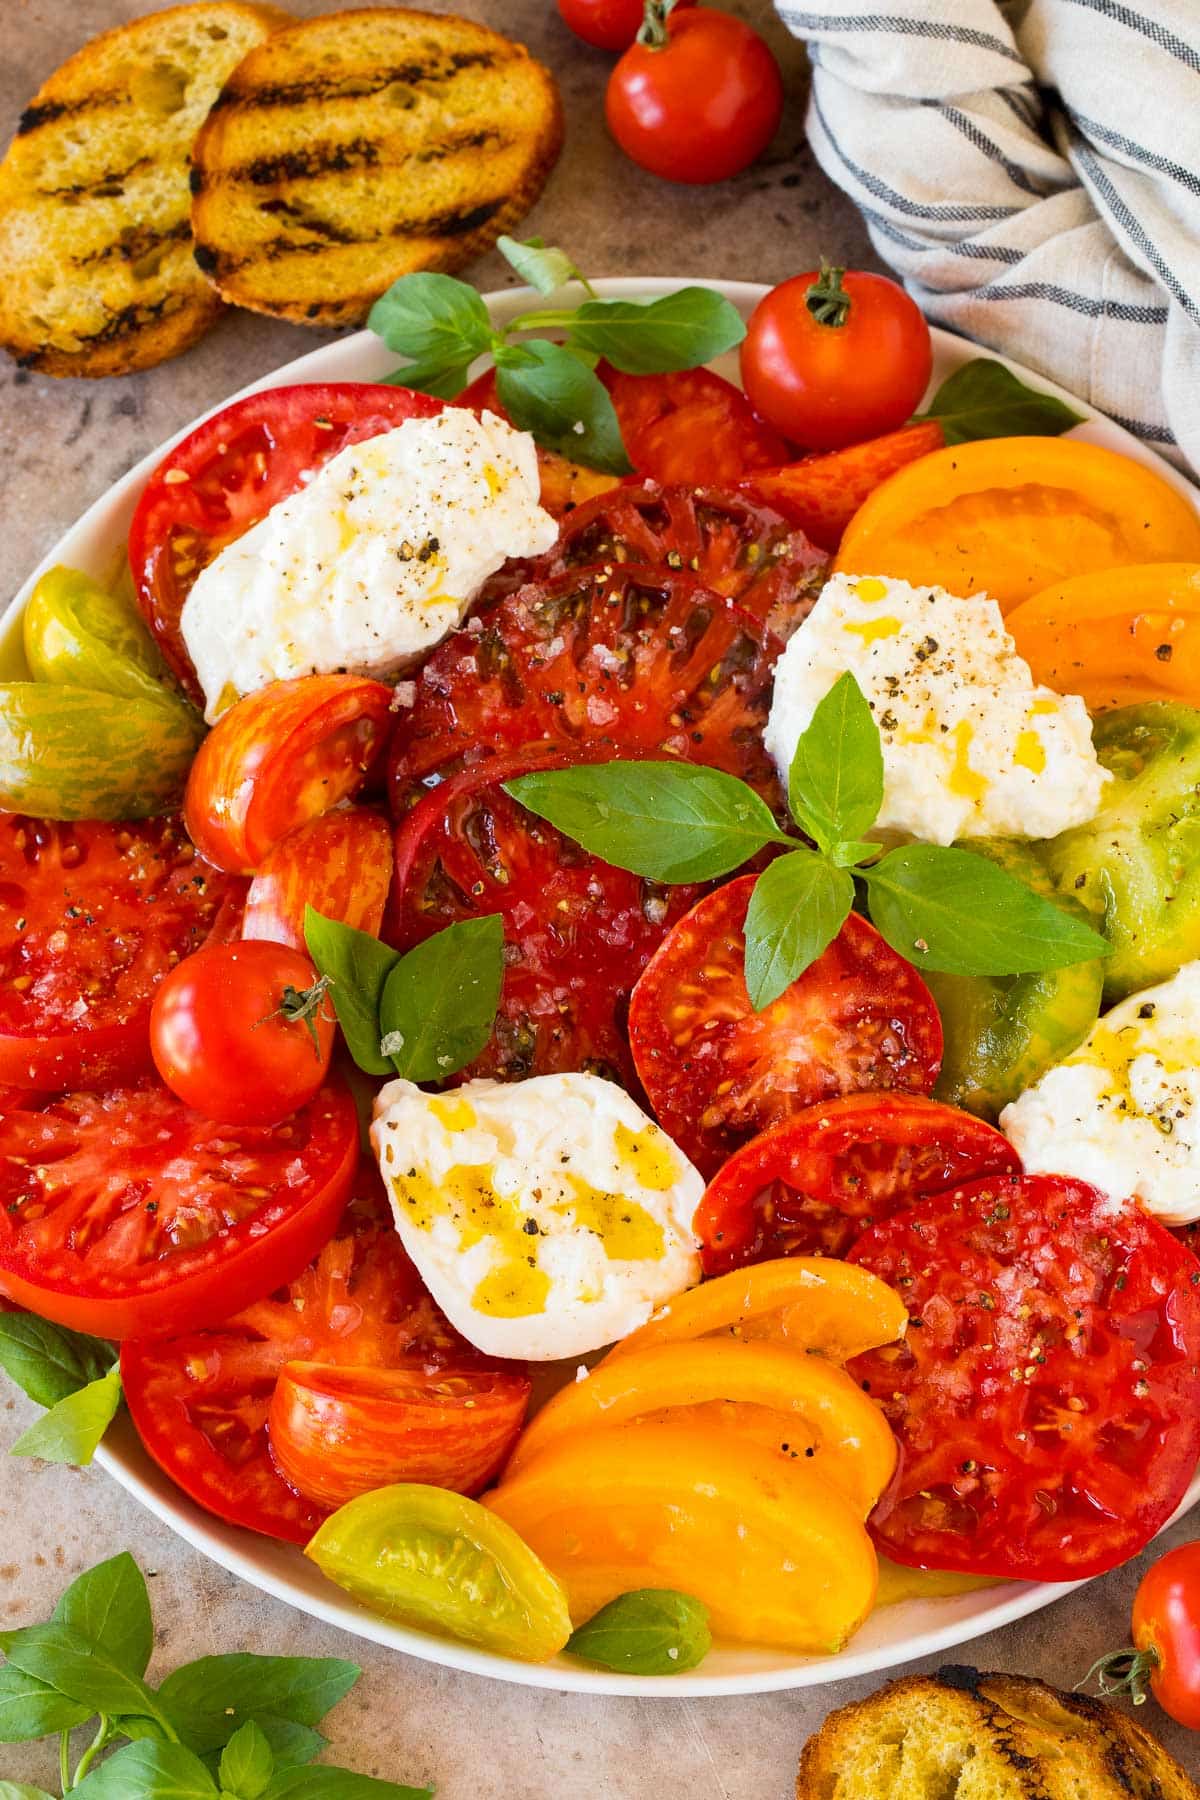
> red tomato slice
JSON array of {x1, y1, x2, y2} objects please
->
[
  {"x1": 387, "y1": 564, "x2": 780, "y2": 813},
  {"x1": 390, "y1": 750, "x2": 704, "y2": 1091},
  {"x1": 696, "y1": 1093, "x2": 1021, "y2": 1274},
  {"x1": 0, "y1": 814, "x2": 239, "y2": 1091},
  {"x1": 0, "y1": 1078, "x2": 358, "y2": 1339},
  {"x1": 849, "y1": 1174, "x2": 1200, "y2": 1581},
  {"x1": 121, "y1": 1168, "x2": 469, "y2": 1542},
  {"x1": 242, "y1": 807, "x2": 392, "y2": 950},
  {"x1": 607, "y1": 368, "x2": 790, "y2": 485},
  {"x1": 185, "y1": 676, "x2": 393, "y2": 875},
  {"x1": 268, "y1": 1359, "x2": 530, "y2": 1511},
  {"x1": 128, "y1": 382, "x2": 443, "y2": 696},
  {"x1": 741, "y1": 422, "x2": 946, "y2": 552},
  {"x1": 628, "y1": 874, "x2": 943, "y2": 1179}
]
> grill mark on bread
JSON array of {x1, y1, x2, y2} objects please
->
[
  {"x1": 73, "y1": 218, "x2": 192, "y2": 269},
  {"x1": 17, "y1": 292, "x2": 183, "y2": 367},
  {"x1": 194, "y1": 124, "x2": 508, "y2": 196},
  {"x1": 40, "y1": 156, "x2": 153, "y2": 199},
  {"x1": 198, "y1": 196, "x2": 507, "y2": 275},
  {"x1": 211, "y1": 49, "x2": 508, "y2": 113}
]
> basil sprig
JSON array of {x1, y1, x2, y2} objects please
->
[
  {"x1": 566, "y1": 1589, "x2": 711, "y2": 1676},
  {"x1": 368, "y1": 236, "x2": 746, "y2": 475},
  {"x1": 507, "y1": 672, "x2": 1110, "y2": 1010},
  {"x1": 0, "y1": 1315, "x2": 120, "y2": 1468}
]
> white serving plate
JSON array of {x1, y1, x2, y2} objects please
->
[{"x1": 4, "y1": 278, "x2": 1199, "y2": 1696}]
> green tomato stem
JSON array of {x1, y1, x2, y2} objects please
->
[
  {"x1": 805, "y1": 260, "x2": 852, "y2": 329},
  {"x1": 1079, "y1": 1644, "x2": 1159, "y2": 1705},
  {"x1": 637, "y1": 0, "x2": 678, "y2": 48}
]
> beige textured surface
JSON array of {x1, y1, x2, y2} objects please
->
[{"x1": 2, "y1": 1, "x2": 1199, "y2": 1792}]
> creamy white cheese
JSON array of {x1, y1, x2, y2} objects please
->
[
  {"x1": 764, "y1": 572, "x2": 1107, "y2": 845},
  {"x1": 1001, "y1": 961, "x2": 1200, "y2": 1224},
  {"x1": 180, "y1": 409, "x2": 557, "y2": 721},
  {"x1": 370, "y1": 1073, "x2": 704, "y2": 1360}
]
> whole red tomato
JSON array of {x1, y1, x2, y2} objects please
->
[
  {"x1": 740, "y1": 263, "x2": 933, "y2": 450},
  {"x1": 606, "y1": 4, "x2": 784, "y2": 185},
  {"x1": 1090, "y1": 1542, "x2": 1200, "y2": 1728},
  {"x1": 150, "y1": 941, "x2": 335, "y2": 1126},
  {"x1": 558, "y1": 0, "x2": 645, "y2": 51}
]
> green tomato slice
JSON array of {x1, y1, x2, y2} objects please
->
[
  {"x1": 0, "y1": 682, "x2": 201, "y2": 820},
  {"x1": 305, "y1": 1484, "x2": 573, "y2": 1663},
  {"x1": 23, "y1": 565, "x2": 191, "y2": 715}
]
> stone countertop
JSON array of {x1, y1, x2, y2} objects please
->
[{"x1": 2, "y1": 1, "x2": 1199, "y2": 1792}]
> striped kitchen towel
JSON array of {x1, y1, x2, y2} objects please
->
[{"x1": 774, "y1": 0, "x2": 1200, "y2": 474}]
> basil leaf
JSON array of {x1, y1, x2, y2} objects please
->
[
  {"x1": 158, "y1": 1654, "x2": 360, "y2": 1755},
  {"x1": 495, "y1": 341, "x2": 633, "y2": 474},
  {"x1": 0, "y1": 1313, "x2": 114, "y2": 1408},
  {"x1": 0, "y1": 1622, "x2": 160, "y2": 1727},
  {"x1": 72, "y1": 1739, "x2": 218, "y2": 1800},
  {"x1": 566, "y1": 1589, "x2": 711, "y2": 1676},
  {"x1": 11, "y1": 1364, "x2": 121, "y2": 1465},
  {"x1": 919, "y1": 358, "x2": 1084, "y2": 446},
  {"x1": 265, "y1": 1773, "x2": 430, "y2": 1800},
  {"x1": 367, "y1": 273, "x2": 494, "y2": 368},
  {"x1": 253, "y1": 1722, "x2": 326, "y2": 1770},
  {"x1": 52, "y1": 1553, "x2": 152, "y2": 1678},
  {"x1": 0, "y1": 1662, "x2": 91, "y2": 1742},
  {"x1": 219, "y1": 1721, "x2": 274, "y2": 1799},
  {"x1": 0, "y1": 1784, "x2": 57, "y2": 1799},
  {"x1": 304, "y1": 908, "x2": 399, "y2": 1077},
  {"x1": 382, "y1": 358, "x2": 476, "y2": 401},
  {"x1": 505, "y1": 760, "x2": 788, "y2": 883},
  {"x1": 786, "y1": 672, "x2": 884, "y2": 857},
  {"x1": 496, "y1": 235, "x2": 586, "y2": 296},
  {"x1": 743, "y1": 852, "x2": 855, "y2": 1011},
  {"x1": 379, "y1": 916, "x2": 504, "y2": 1082},
  {"x1": 863, "y1": 845, "x2": 1111, "y2": 975},
  {"x1": 567, "y1": 289, "x2": 746, "y2": 375}
]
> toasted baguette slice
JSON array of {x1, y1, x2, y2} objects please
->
[
  {"x1": 189, "y1": 7, "x2": 564, "y2": 327},
  {"x1": 797, "y1": 1666, "x2": 1200, "y2": 1800},
  {"x1": 0, "y1": 3, "x2": 290, "y2": 377}
]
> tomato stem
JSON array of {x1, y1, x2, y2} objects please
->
[
  {"x1": 637, "y1": 0, "x2": 679, "y2": 49},
  {"x1": 1079, "y1": 1644, "x2": 1160, "y2": 1706},
  {"x1": 805, "y1": 260, "x2": 852, "y2": 329},
  {"x1": 259, "y1": 976, "x2": 334, "y2": 1057}
]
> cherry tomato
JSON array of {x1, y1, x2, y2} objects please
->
[
  {"x1": 0, "y1": 1077, "x2": 357, "y2": 1339},
  {"x1": 129, "y1": 383, "x2": 442, "y2": 698},
  {"x1": 606, "y1": 6, "x2": 784, "y2": 185},
  {"x1": 628, "y1": 874, "x2": 943, "y2": 1178},
  {"x1": 150, "y1": 941, "x2": 334, "y2": 1127},
  {"x1": 0, "y1": 814, "x2": 238, "y2": 1091},
  {"x1": 849, "y1": 1174, "x2": 1200, "y2": 1581},
  {"x1": 242, "y1": 806, "x2": 392, "y2": 950},
  {"x1": 184, "y1": 674, "x2": 393, "y2": 875},
  {"x1": 1115, "y1": 1542, "x2": 1200, "y2": 1728},
  {"x1": 740, "y1": 422, "x2": 945, "y2": 551},
  {"x1": 557, "y1": 0, "x2": 644, "y2": 51},
  {"x1": 741, "y1": 266, "x2": 933, "y2": 451},
  {"x1": 696, "y1": 1092, "x2": 1020, "y2": 1274}
]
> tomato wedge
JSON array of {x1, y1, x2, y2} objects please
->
[
  {"x1": 695, "y1": 1093, "x2": 1020, "y2": 1274},
  {"x1": 387, "y1": 564, "x2": 780, "y2": 813},
  {"x1": 242, "y1": 806, "x2": 392, "y2": 950},
  {"x1": 0, "y1": 814, "x2": 238, "y2": 1091},
  {"x1": 1007, "y1": 562, "x2": 1200, "y2": 711},
  {"x1": 628, "y1": 874, "x2": 943, "y2": 1178},
  {"x1": 607, "y1": 367, "x2": 790, "y2": 485},
  {"x1": 741, "y1": 422, "x2": 944, "y2": 551},
  {"x1": 121, "y1": 1168, "x2": 467, "y2": 1541},
  {"x1": 129, "y1": 382, "x2": 443, "y2": 695},
  {"x1": 390, "y1": 750, "x2": 703, "y2": 1090},
  {"x1": 0, "y1": 1078, "x2": 358, "y2": 1339},
  {"x1": 849, "y1": 1174, "x2": 1200, "y2": 1581}
]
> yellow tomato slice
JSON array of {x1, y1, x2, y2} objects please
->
[
  {"x1": 603, "y1": 1256, "x2": 908, "y2": 1364},
  {"x1": 506, "y1": 1339, "x2": 896, "y2": 1514},
  {"x1": 486, "y1": 1420, "x2": 877, "y2": 1654},
  {"x1": 1007, "y1": 562, "x2": 1200, "y2": 710},
  {"x1": 834, "y1": 437, "x2": 1200, "y2": 612},
  {"x1": 874, "y1": 1560, "x2": 999, "y2": 1606}
]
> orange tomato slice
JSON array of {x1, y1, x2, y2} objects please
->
[
  {"x1": 603, "y1": 1256, "x2": 908, "y2": 1365},
  {"x1": 1007, "y1": 562, "x2": 1200, "y2": 710},
  {"x1": 505, "y1": 1339, "x2": 896, "y2": 1514},
  {"x1": 835, "y1": 437, "x2": 1200, "y2": 612},
  {"x1": 486, "y1": 1419, "x2": 877, "y2": 1653}
]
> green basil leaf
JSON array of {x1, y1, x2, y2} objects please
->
[
  {"x1": 382, "y1": 358, "x2": 477, "y2": 400},
  {"x1": 304, "y1": 908, "x2": 399, "y2": 1077},
  {"x1": 52, "y1": 1553, "x2": 152, "y2": 1678},
  {"x1": 0, "y1": 1662, "x2": 91, "y2": 1742},
  {"x1": 743, "y1": 852, "x2": 855, "y2": 1011},
  {"x1": 11, "y1": 1364, "x2": 121, "y2": 1465},
  {"x1": 379, "y1": 916, "x2": 504, "y2": 1082},
  {"x1": 786, "y1": 672, "x2": 884, "y2": 856},
  {"x1": 253, "y1": 1722, "x2": 326, "y2": 1770},
  {"x1": 158, "y1": 1655, "x2": 360, "y2": 1755},
  {"x1": 219, "y1": 1721, "x2": 274, "y2": 1799},
  {"x1": 495, "y1": 341, "x2": 633, "y2": 474},
  {"x1": 367, "y1": 272, "x2": 494, "y2": 367},
  {"x1": 505, "y1": 760, "x2": 788, "y2": 883},
  {"x1": 0, "y1": 1622, "x2": 160, "y2": 1727},
  {"x1": 918, "y1": 358, "x2": 1084, "y2": 446},
  {"x1": 566, "y1": 1589, "x2": 711, "y2": 1676},
  {"x1": 265, "y1": 1773, "x2": 430, "y2": 1800},
  {"x1": 0, "y1": 1783, "x2": 57, "y2": 1798},
  {"x1": 567, "y1": 289, "x2": 746, "y2": 375},
  {"x1": 0, "y1": 1313, "x2": 115, "y2": 1408},
  {"x1": 496, "y1": 235, "x2": 586, "y2": 296},
  {"x1": 863, "y1": 845, "x2": 1111, "y2": 975},
  {"x1": 72, "y1": 1739, "x2": 218, "y2": 1800}
]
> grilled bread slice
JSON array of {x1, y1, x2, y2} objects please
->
[
  {"x1": 797, "y1": 1667, "x2": 1200, "y2": 1799},
  {"x1": 189, "y1": 7, "x2": 564, "y2": 327},
  {"x1": 0, "y1": 3, "x2": 289, "y2": 377}
]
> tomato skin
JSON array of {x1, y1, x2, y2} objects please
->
[
  {"x1": 1131, "y1": 1543, "x2": 1200, "y2": 1729},
  {"x1": 741, "y1": 271, "x2": 933, "y2": 451},
  {"x1": 150, "y1": 942, "x2": 334, "y2": 1127},
  {"x1": 608, "y1": 367, "x2": 789, "y2": 485},
  {"x1": 557, "y1": 0, "x2": 644, "y2": 51},
  {"x1": 184, "y1": 675, "x2": 392, "y2": 875},
  {"x1": 242, "y1": 806, "x2": 392, "y2": 950},
  {"x1": 1007, "y1": 563, "x2": 1200, "y2": 713},
  {"x1": 606, "y1": 9, "x2": 784, "y2": 185}
]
